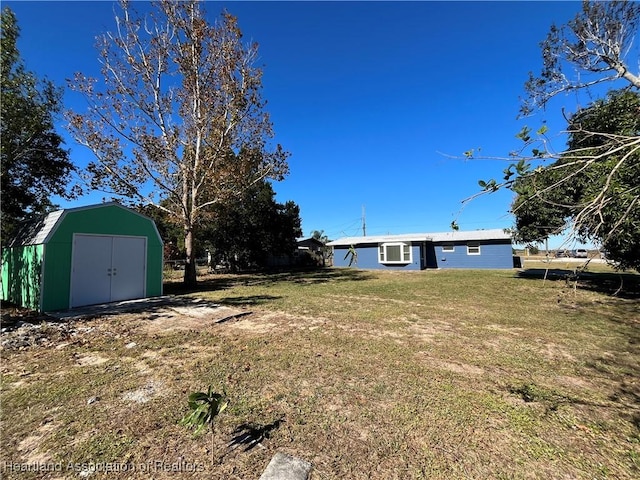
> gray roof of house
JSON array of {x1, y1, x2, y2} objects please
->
[
  {"x1": 296, "y1": 237, "x2": 325, "y2": 245},
  {"x1": 326, "y1": 229, "x2": 512, "y2": 247}
]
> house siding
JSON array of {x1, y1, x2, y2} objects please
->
[
  {"x1": 333, "y1": 243, "x2": 422, "y2": 270},
  {"x1": 432, "y1": 240, "x2": 513, "y2": 269},
  {"x1": 330, "y1": 237, "x2": 513, "y2": 271}
]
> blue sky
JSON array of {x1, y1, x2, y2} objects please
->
[{"x1": 6, "y1": 1, "x2": 596, "y2": 246}]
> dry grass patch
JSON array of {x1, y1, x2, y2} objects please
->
[{"x1": 1, "y1": 267, "x2": 639, "y2": 479}]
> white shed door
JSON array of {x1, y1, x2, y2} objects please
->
[
  {"x1": 110, "y1": 236, "x2": 146, "y2": 302},
  {"x1": 71, "y1": 235, "x2": 146, "y2": 308},
  {"x1": 71, "y1": 235, "x2": 113, "y2": 307}
]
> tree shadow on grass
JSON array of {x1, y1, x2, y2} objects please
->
[
  {"x1": 164, "y1": 267, "x2": 373, "y2": 296},
  {"x1": 216, "y1": 295, "x2": 282, "y2": 307},
  {"x1": 517, "y1": 268, "x2": 640, "y2": 299},
  {"x1": 4, "y1": 269, "x2": 369, "y2": 328},
  {"x1": 518, "y1": 268, "x2": 640, "y2": 429},
  {"x1": 588, "y1": 339, "x2": 640, "y2": 431}
]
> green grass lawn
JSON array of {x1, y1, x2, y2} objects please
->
[{"x1": 1, "y1": 267, "x2": 639, "y2": 479}]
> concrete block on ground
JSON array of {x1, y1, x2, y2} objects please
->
[{"x1": 259, "y1": 452, "x2": 312, "y2": 480}]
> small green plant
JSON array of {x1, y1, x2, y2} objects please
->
[
  {"x1": 180, "y1": 385, "x2": 228, "y2": 435},
  {"x1": 180, "y1": 385, "x2": 228, "y2": 464}
]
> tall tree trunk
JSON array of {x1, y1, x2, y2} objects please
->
[{"x1": 183, "y1": 227, "x2": 197, "y2": 287}]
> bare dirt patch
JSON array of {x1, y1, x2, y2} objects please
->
[
  {"x1": 17, "y1": 421, "x2": 58, "y2": 465},
  {"x1": 227, "y1": 313, "x2": 279, "y2": 334},
  {"x1": 539, "y1": 341, "x2": 579, "y2": 362},
  {"x1": 556, "y1": 375, "x2": 594, "y2": 389},
  {"x1": 407, "y1": 320, "x2": 454, "y2": 342},
  {"x1": 416, "y1": 352, "x2": 485, "y2": 376},
  {"x1": 484, "y1": 323, "x2": 525, "y2": 335},
  {"x1": 137, "y1": 305, "x2": 249, "y2": 335},
  {"x1": 74, "y1": 353, "x2": 109, "y2": 367},
  {"x1": 222, "y1": 311, "x2": 327, "y2": 335},
  {"x1": 120, "y1": 379, "x2": 165, "y2": 404}
]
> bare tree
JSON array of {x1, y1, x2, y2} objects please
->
[
  {"x1": 522, "y1": 0, "x2": 639, "y2": 115},
  {"x1": 66, "y1": 0, "x2": 289, "y2": 286}
]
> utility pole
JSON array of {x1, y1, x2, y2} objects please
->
[{"x1": 362, "y1": 205, "x2": 366, "y2": 237}]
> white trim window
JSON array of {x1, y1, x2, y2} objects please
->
[
  {"x1": 442, "y1": 243, "x2": 455, "y2": 252},
  {"x1": 467, "y1": 243, "x2": 481, "y2": 255},
  {"x1": 379, "y1": 242, "x2": 412, "y2": 264}
]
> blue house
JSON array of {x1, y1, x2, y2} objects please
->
[{"x1": 328, "y1": 229, "x2": 513, "y2": 270}]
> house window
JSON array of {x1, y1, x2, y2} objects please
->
[
  {"x1": 379, "y1": 242, "x2": 412, "y2": 264},
  {"x1": 467, "y1": 243, "x2": 481, "y2": 255},
  {"x1": 442, "y1": 243, "x2": 455, "y2": 252}
]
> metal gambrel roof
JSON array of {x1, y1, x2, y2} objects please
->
[
  {"x1": 7, "y1": 202, "x2": 161, "y2": 247},
  {"x1": 326, "y1": 229, "x2": 512, "y2": 247}
]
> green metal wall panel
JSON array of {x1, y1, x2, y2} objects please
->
[
  {"x1": 146, "y1": 244, "x2": 163, "y2": 297},
  {"x1": 40, "y1": 242, "x2": 73, "y2": 311},
  {"x1": 1, "y1": 244, "x2": 44, "y2": 310}
]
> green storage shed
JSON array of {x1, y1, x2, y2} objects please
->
[{"x1": 1, "y1": 202, "x2": 163, "y2": 312}]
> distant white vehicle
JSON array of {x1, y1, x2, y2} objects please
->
[{"x1": 574, "y1": 249, "x2": 588, "y2": 258}]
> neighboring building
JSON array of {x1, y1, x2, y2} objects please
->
[
  {"x1": 267, "y1": 237, "x2": 327, "y2": 268},
  {"x1": 296, "y1": 237, "x2": 325, "y2": 255},
  {"x1": 295, "y1": 237, "x2": 327, "y2": 266},
  {"x1": 1, "y1": 202, "x2": 163, "y2": 311},
  {"x1": 327, "y1": 229, "x2": 513, "y2": 270}
]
